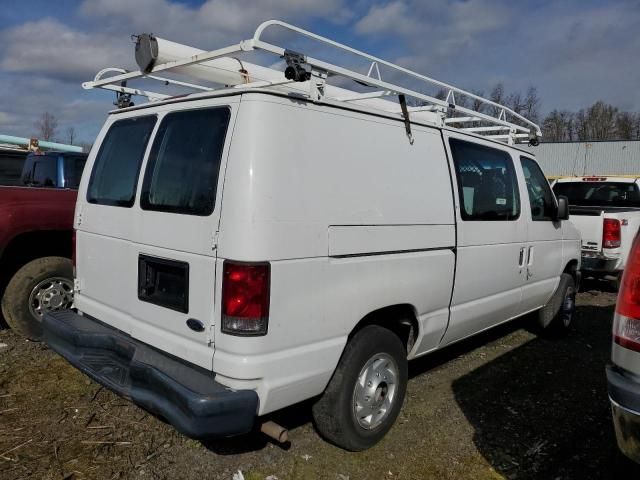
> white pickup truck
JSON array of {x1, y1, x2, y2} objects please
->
[{"x1": 552, "y1": 176, "x2": 640, "y2": 288}]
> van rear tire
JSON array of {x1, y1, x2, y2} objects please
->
[
  {"x1": 312, "y1": 325, "x2": 408, "y2": 451},
  {"x1": 2, "y1": 257, "x2": 74, "y2": 341},
  {"x1": 536, "y1": 273, "x2": 575, "y2": 337}
]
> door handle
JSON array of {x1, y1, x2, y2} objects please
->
[
  {"x1": 518, "y1": 247, "x2": 526, "y2": 267},
  {"x1": 526, "y1": 246, "x2": 534, "y2": 280}
]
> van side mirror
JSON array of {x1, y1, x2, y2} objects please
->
[{"x1": 555, "y1": 195, "x2": 570, "y2": 221}]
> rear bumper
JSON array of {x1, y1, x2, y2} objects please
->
[
  {"x1": 607, "y1": 365, "x2": 640, "y2": 463},
  {"x1": 581, "y1": 253, "x2": 620, "y2": 273},
  {"x1": 43, "y1": 310, "x2": 258, "y2": 439}
]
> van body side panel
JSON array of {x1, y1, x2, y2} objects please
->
[
  {"x1": 217, "y1": 95, "x2": 454, "y2": 261},
  {"x1": 214, "y1": 250, "x2": 454, "y2": 415},
  {"x1": 215, "y1": 95, "x2": 455, "y2": 413},
  {"x1": 440, "y1": 132, "x2": 527, "y2": 345},
  {"x1": 328, "y1": 225, "x2": 454, "y2": 257}
]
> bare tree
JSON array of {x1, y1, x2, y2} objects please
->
[
  {"x1": 616, "y1": 112, "x2": 638, "y2": 140},
  {"x1": 522, "y1": 86, "x2": 541, "y2": 124},
  {"x1": 470, "y1": 89, "x2": 485, "y2": 113},
  {"x1": 489, "y1": 83, "x2": 506, "y2": 118},
  {"x1": 587, "y1": 101, "x2": 618, "y2": 140},
  {"x1": 506, "y1": 91, "x2": 523, "y2": 115},
  {"x1": 574, "y1": 109, "x2": 588, "y2": 141},
  {"x1": 542, "y1": 109, "x2": 574, "y2": 142},
  {"x1": 35, "y1": 112, "x2": 58, "y2": 141},
  {"x1": 66, "y1": 126, "x2": 77, "y2": 145}
]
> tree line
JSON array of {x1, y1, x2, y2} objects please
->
[
  {"x1": 542, "y1": 103, "x2": 639, "y2": 142},
  {"x1": 433, "y1": 83, "x2": 638, "y2": 143}
]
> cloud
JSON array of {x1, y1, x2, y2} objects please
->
[
  {"x1": 356, "y1": 0, "x2": 511, "y2": 56},
  {"x1": 352, "y1": 0, "x2": 639, "y2": 113},
  {"x1": 0, "y1": 18, "x2": 127, "y2": 82},
  {"x1": 79, "y1": 0, "x2": 351, "y2": 47},
  {"x1": 0, "y1": 112, "x2": 13, "y2": 127},
  {"x1": 355, "y1": 2, "x2": 418, "y2": 36}
]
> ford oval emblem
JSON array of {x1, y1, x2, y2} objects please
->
[{"x1": 186, "y1": 318, "x2": 205, "y2": 332}]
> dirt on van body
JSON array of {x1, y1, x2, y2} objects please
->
[{"x1": 0, "y1": 285, "x2": 636, "y2": 480}]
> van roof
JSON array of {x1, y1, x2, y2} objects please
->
[{"x1": 109, "y1": 88, "x2": 537, "y2": 156}]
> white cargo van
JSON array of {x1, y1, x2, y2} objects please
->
[{"x1": 43, "y1": 21, "x2": 581, "y2": 451}]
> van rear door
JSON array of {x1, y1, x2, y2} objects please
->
[{"x1": 74, "y1": 98, "x2": 236, "y2": 370}]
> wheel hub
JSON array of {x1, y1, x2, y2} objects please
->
[
  {"x1": 353, "y1": 353, "x2": 399, "y2": 430},
  {"x1": 29, "y1": 277, "x2": 74, "y2": 320}
]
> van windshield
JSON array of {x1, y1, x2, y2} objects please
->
[
  {"x1": 552, "y1": 182, "x2": 640, "y2": 208},
  {"x1": 87, "y1": 116, "x2": 156, "y2": 207}
]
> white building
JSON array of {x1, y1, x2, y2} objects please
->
[{"x1": 524, "y1": 140, "x2": 640, "y2": 177}]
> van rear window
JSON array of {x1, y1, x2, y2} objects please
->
[
  {"x1": 87, "y1": 116, "x2": 156, "y2": 207},
  {"x1": 140, "y1": 107, "x2": 230, "y2": 216}
]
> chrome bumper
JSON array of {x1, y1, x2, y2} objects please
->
[
  {"x1": 607, "y1": 365, "x2": 640, "y2": 463},
  {"x1": 610, "y1": 399, "x2": 640, "y2": 464}
]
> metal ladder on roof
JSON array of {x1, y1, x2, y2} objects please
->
[{"x1": 82, "y1": 20, "x2": 542, "y2": 146}]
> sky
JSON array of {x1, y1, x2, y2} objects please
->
[{"x1": 0, "y1": 0, "x2": 638, "y2": 145}]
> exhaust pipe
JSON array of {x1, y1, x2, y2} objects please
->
[{"x1": 260, "y1": 421, "x2": 289, "y2": 443}]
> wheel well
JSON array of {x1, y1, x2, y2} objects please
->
[
  {"x1": 0, "y1": 230, "x2": 72, "y2": 295},
  {"x1": 349, "y1": 304, "x2": 419, "y2": 355},
  {"x1": 564, "y1": 260, "x2": 579, "y2": 281}
]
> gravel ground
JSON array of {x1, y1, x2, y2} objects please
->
[{"x1": 0, "y1": 285, "x2": 637, "y2": 480}]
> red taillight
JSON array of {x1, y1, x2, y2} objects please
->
[
  {"x1": 221, "y1": 261, "x2": 270, "y2": 336},
  {"x1": 603, "y1": 218, "x2": 621, "y2": 249},
  {"x1": 614, "y1": 234, "x2": 640, "y2": 352}
]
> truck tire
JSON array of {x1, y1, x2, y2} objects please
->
[
  {"x1": 612, "y1": 271, "x2": 623, "y2": 292},
  {"x1": 536, "y1": 273, "x2": 575, "y2": 337},
  {"x1": 312, "y1": 325, "x2": 408, "y2": 451},
  {"x1": 2, "y1": 257, "x2": 73, "y2": 341}
]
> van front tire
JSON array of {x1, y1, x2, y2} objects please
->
[
  {"x1": 2, "y1": 257, "x2": 74, "y2": 341},
  {"x1": 536, "y1": 273, "x2": 575, "y2": 337},
  {"x1": 312, "y1": 325, "x2": 408, "y2": 451}
]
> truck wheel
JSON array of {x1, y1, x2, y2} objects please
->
[
  {"x1": 312, "y1": 325, "x2": 408, "y2": 451},
  {"x1": 536, "y1": 273, "x2": 575, "y2": 337},
  {"x1": 2, "y1": 257, "x2": 74, "y2": 341}
]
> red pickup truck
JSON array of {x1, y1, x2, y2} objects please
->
[{"x1": 0, "y1": 151, "x2": 86, "y2": 340}]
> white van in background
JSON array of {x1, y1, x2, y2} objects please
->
[{"x1": 42, "y1": 21, "x2": 581, "y2": 451}]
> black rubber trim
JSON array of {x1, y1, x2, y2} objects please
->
[
  {"x1": 43, "y1": 310, "x2": 258, "y2": 439},
  {"x1": 607, "y1": 364, "x2": 640, "y2": 413},
  {"x1": 330, "y1": 246, "x2": 454, "y2": 259}
]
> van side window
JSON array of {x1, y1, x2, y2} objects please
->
[
  {"x1": 449, "y1": 139, "x2": 520, "y2": 221},
  {"x1": 521, "y1": 157, "x2": 556, "y2": 221},
  {"x1": 87, "y1": 116, "x2": 156, "y2": 207},
  {"x1": 141, "y1": 107, "x2": 230, "y2": 216}
]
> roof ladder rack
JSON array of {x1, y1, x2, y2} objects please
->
[{"x1": 82, "y1": 20, "x2": 542, "y2": 145}]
